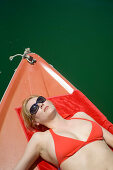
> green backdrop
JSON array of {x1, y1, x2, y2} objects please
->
[{"x1": 0, "y1": 0, "x2": 113, "y2": 122}]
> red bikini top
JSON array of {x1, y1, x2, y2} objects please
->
[{"x1": 49, "y1": 118, "x2": 103, "y2": 166}]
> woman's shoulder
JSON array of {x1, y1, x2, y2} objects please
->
[
  {"x1": 31, "y1": 130, "x2": 52, "y2": 151},
  {"x1": 32, "y1": 130, "x2": 51, "y2": 142}
]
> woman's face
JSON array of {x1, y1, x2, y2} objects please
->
[{"x1": 26, "y1": 96, "x2": 56, "y2": 125}]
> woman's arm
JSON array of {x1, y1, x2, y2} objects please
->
[
  {"x1": 14, "y1": 133, "x2": 42, "y2": 170},
  {"x1": 72, "y1": 112, "x2": 113, "y2": 148}
]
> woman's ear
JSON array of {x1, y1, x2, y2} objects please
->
[
  {"x1": 35, "y1": 122, "x2": 40, "y2": 126},
  {"x1": 32, "y1": 119, "x2": 40, "y2": 128},
  {"x1": 34, "y1": 124, "x2": 40, "y2": 129}
]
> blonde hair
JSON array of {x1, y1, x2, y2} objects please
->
[{"x1": 21, "y1": 95, "x2": 39, "y2": 130}]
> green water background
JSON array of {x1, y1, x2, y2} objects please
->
[{"x1": 0, "y1": 0, "x2": 113, "y2": 122}]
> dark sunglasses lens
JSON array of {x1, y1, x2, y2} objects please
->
[
  {"x1": 37, "y1": 96, "x2": 46, "y2": 103},
  {"x1": 30, "y1": 104, "x2": 39, "y2": 115},
  {"x1": 30, "y1": 96, "x2": 46, "y2": 115}
]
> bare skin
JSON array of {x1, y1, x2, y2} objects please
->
[{"x1": 14, "y1": 98, "x2": 113, "y2": 170}]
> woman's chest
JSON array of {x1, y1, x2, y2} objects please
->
[
  {"x1": 40, "y1": 120, "x2": 93, "y2": 166},
  {"x1": 52, "y1": 119, "x2": 93, "y2": 142}
]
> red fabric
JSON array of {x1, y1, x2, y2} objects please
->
[
  {"x1": 15, "y1": 89, "x2": 113, "y2": 170},
  {"x1": 49, "y1": 117, "x2": 103, "y2": 166}
]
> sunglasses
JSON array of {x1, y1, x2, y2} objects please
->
[{"x1": 30, "y1": 96, "x2": 46, "y2": 115}]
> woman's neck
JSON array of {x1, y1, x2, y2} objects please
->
[{"x1": 44, "y1": 113, "x2": 68, "y2": 130}]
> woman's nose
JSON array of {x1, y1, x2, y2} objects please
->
[{"x1": 38, "y1": 103, "x2": 44, "y2": 109}]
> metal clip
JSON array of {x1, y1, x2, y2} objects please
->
[{"x1": 23, "y1": 54, "x2": 36, "y2": 64}]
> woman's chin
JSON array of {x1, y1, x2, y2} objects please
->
[
  {"x1": 47, "y1": 106, "x2": 57, "y2": 118},
  {"x1": 51, "y1": 106, "x2": 56, "y2": 113}
]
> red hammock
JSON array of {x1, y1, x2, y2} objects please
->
[{"x1": 0, "y1": 49, "x2": 113, "y2": 170}]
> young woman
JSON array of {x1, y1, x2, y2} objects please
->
[{"x1": 14, "y1": 95, "x2": 113, "y2": 170}]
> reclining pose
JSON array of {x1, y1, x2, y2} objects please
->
[{"x1": 14, "y1": 95, "x2": 113, "y2": 170}]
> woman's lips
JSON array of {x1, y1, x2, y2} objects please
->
[{"x1": 44, "y1": 106, "x2": 49, "y2": 112}]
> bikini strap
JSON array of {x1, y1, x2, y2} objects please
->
[
  {"x1": 49, "y1": 128, "x2": 53, "y2": 133},
  {"x1": 49, "y1": 129, "x2": 55, "y2": 135}
]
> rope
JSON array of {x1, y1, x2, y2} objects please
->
[
  {"x1": 9, "y1": 48, "x2": 31, "y2": 61},
  {"x1": 9, "y1": 54, "x2": 23, "y2": 60}
]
